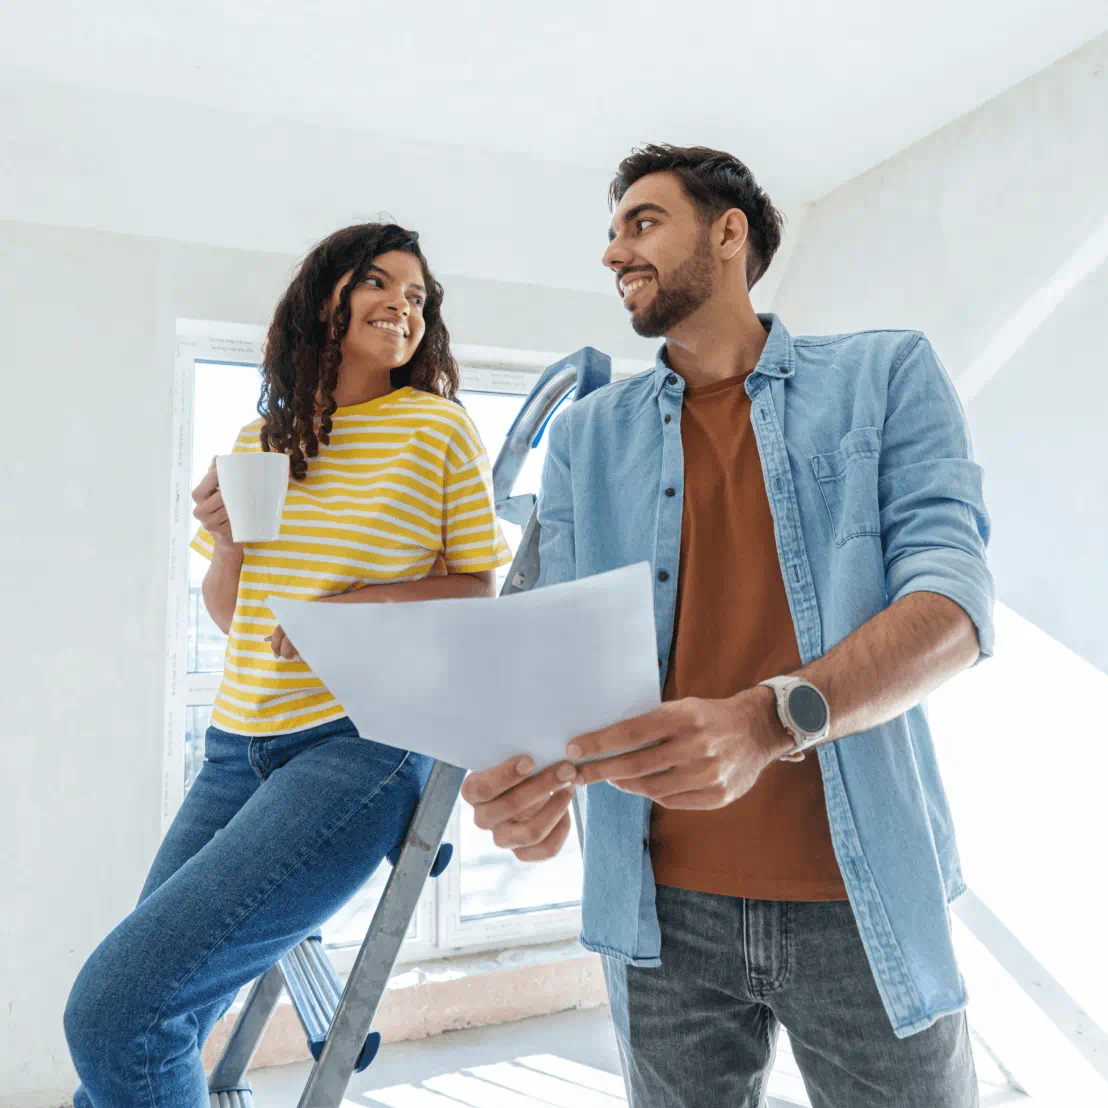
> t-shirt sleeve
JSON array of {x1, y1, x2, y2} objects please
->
[
  {"x1": 441, "y1": 424, "x2": 513, "y2": 574},
  {"x1": 190, "y1": 526, "x2": 216, "y2": 562}
]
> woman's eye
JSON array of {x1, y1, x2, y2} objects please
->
[{"x1": 409, "y1": 295, "x2": 425, "y2": 308}]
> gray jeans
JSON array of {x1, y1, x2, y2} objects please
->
[{"x1": 605, "y1": 885, "x2": 977, "y2": 1108}]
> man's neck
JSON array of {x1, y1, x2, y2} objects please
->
[{"x1": 662, "y1": 297, "x2": 770, "y2": 387}]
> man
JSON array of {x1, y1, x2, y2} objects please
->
[{"x1": 461, "y1": 144, "x2": 992, "y2": 1107}]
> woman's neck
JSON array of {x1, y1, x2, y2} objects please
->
[{"x1": 327, "y1": 364, "x2": 397, "y2": 408}]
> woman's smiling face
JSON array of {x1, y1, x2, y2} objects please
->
[{"x1": 326, "y1": 250, "x2": 428, "y2": 371}]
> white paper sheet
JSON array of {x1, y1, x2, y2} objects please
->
[{"x1": 267, "y1": 562, "x2": 661, "y2": 773}]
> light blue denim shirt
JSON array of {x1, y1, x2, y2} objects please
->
[{"x1": 536, "y1": 314, "x2": 994, "y2": 1038}]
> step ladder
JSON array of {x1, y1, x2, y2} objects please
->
[{"x1": 208, "y1": 347, "x2": 613, "y2": 1108}]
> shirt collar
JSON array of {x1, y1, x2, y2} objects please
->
[{"x1": 651, "y1": 313, "x2": 796, "y2": 396}]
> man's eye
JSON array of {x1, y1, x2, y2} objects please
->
[{"x1": 636, "y1": 219, "x2": 655, "y2": 232}]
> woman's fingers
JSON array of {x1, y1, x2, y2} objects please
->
[
  {"x1": 265, "y1": 625, "x2": 297, "y2": 660},
  {"x1": 191, "y1": 463, "x2": 219, "y2": 504},
  {"x1": 192, "y1": 490, "x2": 228, "y2": 531}
]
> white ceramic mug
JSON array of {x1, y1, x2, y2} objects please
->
[{"x1": 215, "y1": 452, "x2": 290, "y2": 543}]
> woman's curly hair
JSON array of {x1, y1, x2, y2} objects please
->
[{"x1": 259, "y1": 222, "x2": 459, "y2": 480}]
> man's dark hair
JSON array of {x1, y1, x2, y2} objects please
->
[{"x1": 609, "y1": 144, "x2": 784, "y2": 289}]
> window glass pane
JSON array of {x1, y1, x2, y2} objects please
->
[
  {"x1": 188, "y1": 361, "x2": 265, "y2": 675},
  {"x1": 184, "y1": 703, "x2": 213, "y2": 793},
  {"x1": 461, "y1": 389, "x2": 559, "y2": 587},
  {"x1": 321, "y1": 864, "x2": 404, "y2": 949},
  {"x1": 460, "y1": 801, "x2": 582, "y2": 921},
  {"x1": 457, "y1": 387, "x2": 584, "y2": 918}
]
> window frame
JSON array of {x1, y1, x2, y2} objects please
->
[{"x1": 164, "y1": 320, "x2": 648, "y2": 960}]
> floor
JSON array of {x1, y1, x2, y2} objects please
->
[{"x1": 246, "y1": 1005, "x2": 1027, "y2": 1107}]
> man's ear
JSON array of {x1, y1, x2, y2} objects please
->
[{"x1": 718, "y1": 208, "x2": 748, "y2": 263}]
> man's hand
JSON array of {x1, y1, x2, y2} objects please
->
[
  {"x1": 567, "y1": 686, "x2": 792, "y2": 809},
  {"x1": 461, "y1": 756, "x2": 579, "y2": 862}
]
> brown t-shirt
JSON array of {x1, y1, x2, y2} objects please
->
[{"x1": 649, "y1": 372, "x2": 848, "y2": 901}]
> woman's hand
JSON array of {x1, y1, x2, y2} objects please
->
[
  {"x1": 461, "y1": 756, "x2": 579, "y2": 862},
  {"x1": 191, "y1": 459, "x2": 242, "y2": 551},
  {"x1": 265, "y1": 625, "x2": 300, "y2": 661}
]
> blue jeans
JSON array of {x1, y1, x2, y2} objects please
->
[
  {"x1": 64, "y1": 718, "x2": 433, "y2": 1108},
  {"x1": 606, "y1": 885, "x2": 978, "y2": 1108}
]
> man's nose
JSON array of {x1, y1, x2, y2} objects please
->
[{"x1": 603, "y1": 239, "x2": 629, "y2": 272}]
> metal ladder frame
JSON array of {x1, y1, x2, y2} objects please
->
[{"x1": 208, "y1": 347, "x2": 612, "y2": 1108}]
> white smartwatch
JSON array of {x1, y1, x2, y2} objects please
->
[{"x1": 758, "y1": 676, "x2": 831, "y2": 762}]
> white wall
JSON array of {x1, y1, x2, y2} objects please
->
[
  {"x1": 775, "y1": 33, "x2": 1108, "y2": 673},
  {"x1": 0, "y1": 214, "x2": 655, "y2": 1106},
  {"x1": 0, "y1": 78, "x2": 641, "y2": 298},
  {"x1": 772, "y1": 32, "x2": 1108, "y2": 1094}
]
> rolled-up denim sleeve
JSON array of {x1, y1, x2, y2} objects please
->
[
  {"x1": 880, "y1": 335, "x2": 995, "y2": 660},
  {"x1": 536, "y1": 413, "x2": 577, "y2": 590}
]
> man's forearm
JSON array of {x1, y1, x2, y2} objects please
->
[
  {"x1": 791, "y1": 591, "x2": 981, "y2": 746},
  {"x1": 319, "y1": 570, "x2": 495, "y2": 605}
]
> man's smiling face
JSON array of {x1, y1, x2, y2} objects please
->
[{"x1": 601, "y1": 171, "x2": 717, "y2": 338}]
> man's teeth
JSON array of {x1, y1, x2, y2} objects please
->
[
  {"x1": 371, "y1": 321, "x2": 406, "y2": 336},
  {"x1": 622, "y1": 278, "x2": 650, "y2": 295}
]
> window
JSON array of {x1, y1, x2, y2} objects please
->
[
  {"x1": 445, "y1": 383, "x2": 583, "y2": 948},
  {"x1": 165, "y1": 322, "x2": 593, "y2": 963}
]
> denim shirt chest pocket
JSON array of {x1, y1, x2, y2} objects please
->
[{"x1": 812, "y1": 426, "x2": 882, "y2": 546}]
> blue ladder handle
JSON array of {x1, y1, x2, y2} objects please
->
[{"x1": 501, "y1": 345, "x2": 612, "y2": 449}]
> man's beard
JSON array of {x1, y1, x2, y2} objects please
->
[{"x1": 630, "y1": 232, "x2": 714, "y2": 338}]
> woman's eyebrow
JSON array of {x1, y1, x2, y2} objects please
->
[{"x1": 367, "y1": 263, "x2": 426, "y2": 295}]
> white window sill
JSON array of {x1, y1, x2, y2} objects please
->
[{"x1": 201, "y1": 938, "x2": 606, "y2": 1075}]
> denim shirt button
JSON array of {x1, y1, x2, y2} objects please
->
[
  {"x1": 664, "y1": 414, "x2": 672, "y2": 424},
  {"x1": 665, "y1": 487, "x2": 675, "y2": 497},
  {"x1": 658, "y1": 570, "x2": 670, "y2": 582},
  {"x1": 666, "y1": 374, "x2": 678, "y2": 386}
]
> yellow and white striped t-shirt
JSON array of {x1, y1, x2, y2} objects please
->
[{"x1": 191, "y1": 386, "x2": 512, "y2": 736}]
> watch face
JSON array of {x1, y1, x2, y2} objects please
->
[{"x1": 788, "y1": 684, "x2": 828, "y2": 734}]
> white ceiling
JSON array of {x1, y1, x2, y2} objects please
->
[{"x1": 4, "y1": 0, "x2": 1107, "y2": 206}]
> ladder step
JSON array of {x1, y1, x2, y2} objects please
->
[{"x1": 277, "y1": 936, "x2": 380, "y2": 1073}]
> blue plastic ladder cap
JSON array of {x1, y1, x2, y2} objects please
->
[
  {"x1": 356, "y1": 1031, "x2": 382, "y2": 1072},
  {"x1": 430, "y1": 842, "x2": 453, "y2": 878},
  {"x1": 309, "y1": 1031, "x2": 381, "y2": 1073},
  {"x1": 384, "y1": 841, "x2": 452, "y2": 878}
]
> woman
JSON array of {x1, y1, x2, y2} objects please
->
[{"x1": 64, "y1": 223, "x2": 512, "y2": 1106}]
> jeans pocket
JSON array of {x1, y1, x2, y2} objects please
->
[{"x1": 812, "y1": 426, "x2": 882, "y2": 546}]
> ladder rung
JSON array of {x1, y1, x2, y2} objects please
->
[
  {"x1": 210, "y1": 1089, "x2": 253, "y2": 1108},
  {"x1": 280, "y1": 947, "x2": 330, "y2": 1041},
  {"x1": 301, "y1": 937, "x2": 343, "y2": 1008}
]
